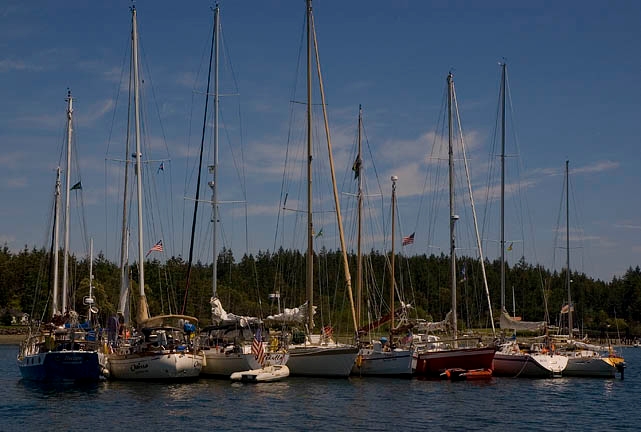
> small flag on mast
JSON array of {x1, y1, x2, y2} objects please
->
[
  {"x1": 315, "y1": 228, "x2": 324, "y2": 239},
  {"x1": 402, "y1": 232, "x2": 415, "y2": 246},
  {"x1": 70, "y1": 181, "x2": 82, "y2": 191},
  {"x1": 507, "y1": 242, "x2": 513, "y2": 252},
  {"x1": 146, "y1": 240, "x2": 163, "y2": 257},
  {"x1": 157, "y1": 162, "x2": 165, "y2": 173}
]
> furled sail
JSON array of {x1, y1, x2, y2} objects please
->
[
  {"x1": 210, "y1": 297, "x2": 260, "y2": 327},
  {"x1": 264, "y1": 301, "x2": 317, "y2": 325},
  {"x1": 499, "y1": 309, "x2": 546, "y2": 332}
]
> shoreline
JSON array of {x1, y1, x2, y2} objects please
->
[{"x1": 0, "y1": 334, "x2": 24, "y2": 345}]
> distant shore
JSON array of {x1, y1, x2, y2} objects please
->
[
  {"x1": 0, "y1": 327, "x2": 27, "y2": 345},
  {"x1": 0, "y1": 334, "x2": 23, "y2": 345}
]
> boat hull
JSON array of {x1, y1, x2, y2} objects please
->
[
  {"x1": 351, "y1": 348, "x2": 414, "y2": 377},
  {"x1": 563, "y1": 355, "x2": 619, "y2": 378},
  {"x1": 493, "y1": 352, "x2": 567, "y2": 378},
  {"x1": 17, "y1": 350, "x2": 105, "y2": 382},
  {"x1": 201, "y1": 346, "x2": 288, "y2": 377},
  {"x1": 107, "y1": 351, "x2": 203, "y2": 380},
  {"x1": 287, "y1": 345, "x2": 359, "y2": 377},
  {"x1": 414, "y1": 346, "x2": 496, "y2": 376}
]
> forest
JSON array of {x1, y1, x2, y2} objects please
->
[{"x1": 1, "y1": 244, "x2": 640, "y2": 341}]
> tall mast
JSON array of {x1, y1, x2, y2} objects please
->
[
  {"x1": 566, "y1": 160, "x2": 572, "y2": 339},
  {"x1": 500, "y1": 63, "x2": 506, "y2": 311},
  {"x1": 448, "y1": 72, "x2": 458, "y2": 342},
  {"x1": 356, "y1": 105, "x2": 363, "y2": 326},
  {"x1": 132, "y1": 6, "x2": 149, "y2": 322},
  {"x1": 306, "y1": 0, "x2": 314, "y2": 332},
  {"x1": 61, "y1": 90, "x2": 73, "y2": 313},
  {"x1": 211, "y1": 4, "x2": 220, "y2": 300},
  {"x1": 311, "y1": 4, "x2": 358, "y2": 335},
  {"x1": 52, "y1": 167, "x2": 61, "y2": 316},
  {"x1": 390, "y1": 176, "x2": 397, "y2": 331},
  {"x1": 183, "y1": 5, "x2": 218, "y2": 314},
  {"x1": 88, "y1": 238, "x2": 94, "y2": 323}
]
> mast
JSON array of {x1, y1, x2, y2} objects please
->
[
  {"x1": 183, "y1": 5, "x2": 218, "y2": 314},
  {"x1": 311, "y1": 4, "x2": 359, "y2": 335},
  {"x1": 132, "y1": 6, "x2": 149, "y2": 323},
  {"x1": 62, "y1": 90, "x2": 73, "y2": 313},
  {"x1": 390, "y1": 175, "x2": 398, "y2": 331},
  {"x1": 211, "y1": 4, "x2": 220, "y2": 300},
  {"x1": 500, "y1": 62, "x2": 506, "y2": 311},
  {"x1": 448, "y1": 72, "x2": 458, "y2": 342},
  {"x1": 566, "y1": 160, "x2": 572, "y2": 339},
  {"x1": 88, "y1": 238, "x2": 94, "y2": 323},
  {"x1": 356, "y1": 105, "x2": 363, "y2": 326},
  {"x1": 52, "y1": 167, "x2": 62, "y2": 316},
  {"x1": 306, "y1": 0, "x2": 314, "y2": 332}
]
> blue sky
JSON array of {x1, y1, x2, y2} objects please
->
[{"x1": 1, "y1": 1, "x2": 640, "y2": 283}]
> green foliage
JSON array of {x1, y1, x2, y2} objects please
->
[{"x1": 0, "y1": 246, "x2": 640, "y2": 336}]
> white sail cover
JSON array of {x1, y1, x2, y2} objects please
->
[
  {"x1": 499, "y1": 309, "x2": 546, "y2": 332},
  {"x1": 415, "y1": 311, "x2": 452, "y2": 333},
  {"x1": 210, "y1": 297, "x2": 260, "y2": 327},
  {"x1": 264, "y1": 301, "x2": 317, "y2": 325}
]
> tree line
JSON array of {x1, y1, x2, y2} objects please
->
[{"x1": 1, "y1": 244, "x2": 640, "y2": 340}]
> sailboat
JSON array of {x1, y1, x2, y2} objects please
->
[
  {"x1": 180, "y1": 5, "x2": 287, "y2": 378},
  {"x1": 265, "y1": 0, "x2": 358, "y2": 377},
  {"x1": 17, "y1": 91, "x2": 107, "y2": 382},
  {"x1": 105, "y1": 5, "x2": 203, "y2": 380},
  {"x1": 413, "y1": 72, "x2": 496, "y2": 377},
  {"x1": 490, "y1": 63, "x2": 568, "y2": 378},
  {"x1": 350, "y1": 111, "x2": 414, "y2": 376},
  {"x1": 557, "y1": 161, "x2": 625, "y2": 378}
]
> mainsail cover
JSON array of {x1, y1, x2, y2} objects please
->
[
  {"x1": 415, "y1": 310, "x2": 453, "y2": 333},
  {"x1": 264, "y1": 301, "x2": 317, "y2": 325},
  {"x1": 210, "y1": 297, "x2": 260, "y2": 327},
  {"x1": 499, "y1": 309, "x2": 546, "y2": 332}
]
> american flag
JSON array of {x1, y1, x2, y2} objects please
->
[
  {"x1": 146, "y1": 240, "x2": 163, "y2": 257},
  {"x1": 402, "y1": 232, "x2": 415, "y2": 246},
  {"x1": 251, "y1": 328, "x2": 266, "y2": 367}
]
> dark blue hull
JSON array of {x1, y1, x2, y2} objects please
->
[{"x1": 18, "y1": 351, "x2": 103, "y2": 382}]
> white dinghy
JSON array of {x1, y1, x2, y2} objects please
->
[{"x1": 230, "y1": 364, "x2": 290, "y2": 383}]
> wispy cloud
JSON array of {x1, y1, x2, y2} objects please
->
[
  {"x1": 614, "y1": 223, "x2": 641, "y2": 230},
  {"x1": 0, "y1": 58, "x2": 42, "y2": 73},
  {"x1": 529, "y1": 160, "x2": 619, "y2": 178},
  {"x1": 3, "y1": 176, "x2": 27, "y2": 189}
]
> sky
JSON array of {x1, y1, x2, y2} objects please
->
[{"x1": 1, "y1": 0, "x2": 640, "y2": 283}]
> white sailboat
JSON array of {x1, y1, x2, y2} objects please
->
[
  {"x1": 557, "y1": 161, "x2": 625, "y2": 378},
  {"x1": 180, "y1": 5, "x2": 287, "y2": 377},
  {"x1": 17, "y1": 91, "x2": 107, "y2": 382},
  {"x1": 351, "y1": 127, "x2": 413, "y2": 376},
  {"x1": 105, "y1": 5, "x2": 203, "y2": 380},
  {"x1": 490, "y1": 63, "x2": 567, "y2": 378},
  {"x1": 267, "y1": 0, "x2": 358, "y2": 377}
]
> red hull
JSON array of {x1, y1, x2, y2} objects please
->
[{"x1": 414, "y1": 347, "x2": 496, "y2": 376}]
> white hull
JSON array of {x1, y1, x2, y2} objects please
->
[
  {"x1": 230, "y1": 364, "x2": 289, "y2": 382},
  {"x1": 201, "y1": 345, "x2": 288, "y2": 377},
  {"x1": 494, "y1": 352, "x2": 567, "y2": 378},
  {"x1": 107, "y1": 351, "x2": 203, "y2": 380},
  {"x1": 563, "y1": 352, "x2": 619, "y2": 378},
  {"x1": 287, "y1": 344, "x2": 359, "y2": 377},
  {"x1": 351, "y1": 347, "x2": 414, "y2": 376}
]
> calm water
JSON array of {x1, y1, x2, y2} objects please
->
[{"x1": 2, "y1": 344, "x2": 639, "y2": 431}]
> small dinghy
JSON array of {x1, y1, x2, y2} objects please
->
[
  {"x1": 230, "y1": 364, "x2": 290, "y2": 383},
  {"x1": 440, "y1": 368, "x2": 492, "y2": 381}
]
